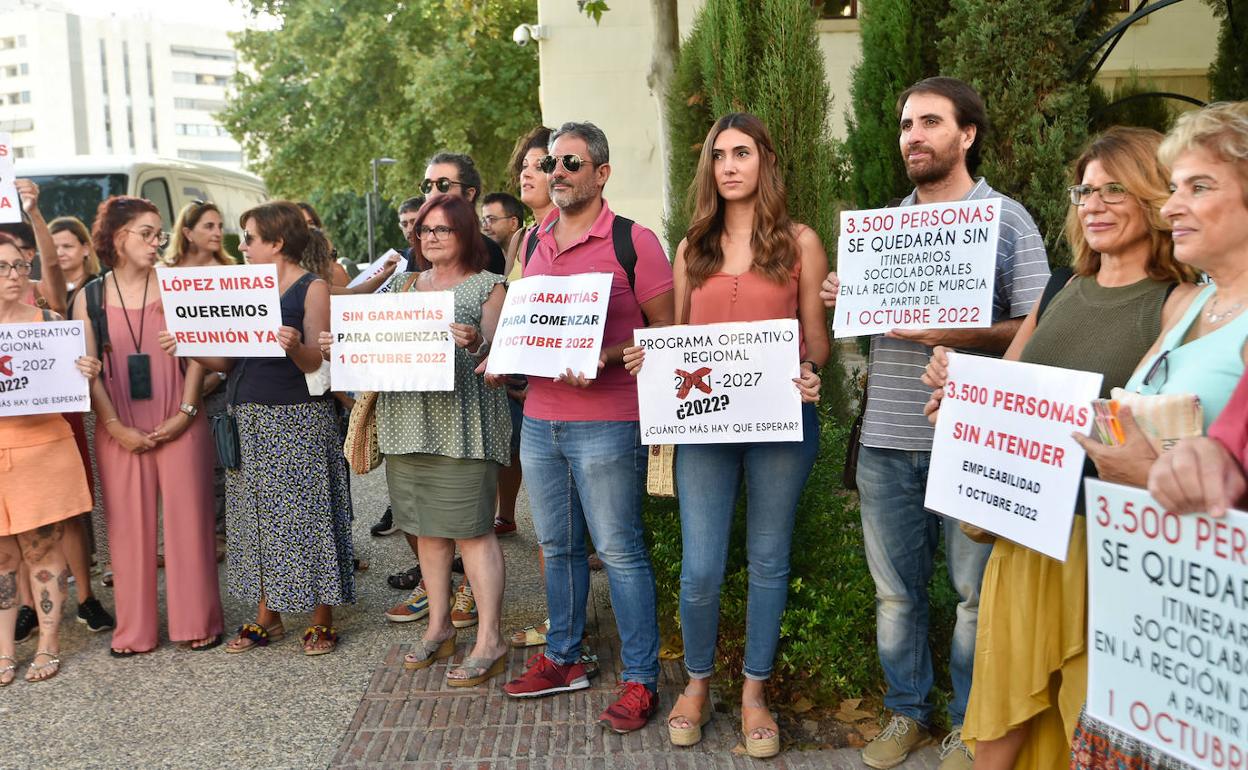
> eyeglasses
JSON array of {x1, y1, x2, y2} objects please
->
[
  {"x1": 242, "y1": 230, "x2": 257, "y2": 246},
  {"x1": 1141, "y1": 350, "x2": 1169, "y2": 389},
  {"x1": 0, "y1": 260, "x2": 33, "y2": 276},
  {"x1": 421, "y1": 177, "x2": 467, "y2": 195},
  {"x1": 1068, "y1": 183, "x2": 1129, "y2": 206},
  {"x1": 124, "y1": 228, "x2": 170, "y2": 247},
  {"x1": 417, "y1": 225, "x2": 455, "y2": 240},
  {"x1": 537, "y1": 154, "x2": 585, "y2": 174},
  {"x1": 481, "y1": 215, "x2": 516, "y2": 227}
]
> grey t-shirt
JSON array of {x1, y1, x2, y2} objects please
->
[{"x1": 861, "y1": 178, "x2": 1050, "y2": 452}]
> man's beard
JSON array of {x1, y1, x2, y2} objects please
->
[
  {"x1": 551, "y1": 179, "x2": 600, "y2": 214},
  {"x1": 905, "y1": 141, "x2": 962, "y2": 186}
]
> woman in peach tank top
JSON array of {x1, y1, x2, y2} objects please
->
[
  {"x1": 624, "y1": 113, "x2": 829, "y2": 758},
  {"x1": 0, "y1": 232, "x2": 99, "y2": 684}
]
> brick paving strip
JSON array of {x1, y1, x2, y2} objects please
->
[{"x1": 331, "y1": 600, "x2": 938, "y2": 770}]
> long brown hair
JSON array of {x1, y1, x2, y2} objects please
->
[
  {"x1": 165, "y1": 201, "x2": 238, "y2": 266},
  {"x1": 1064, "y1": 127, "x2": 1196, "y2": 284},
  {"x1": 683, "y1": 113, "x2": 798, "y2": 287}
]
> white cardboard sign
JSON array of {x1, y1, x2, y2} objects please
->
[
  {"x1": 1085, "y1": 479, "x2": 1248, "y2": 769},
  {"x1": 833, "y1": 198, "x2": 1000, "y2": 337},
  {"x1": 329, "y1": 292, "x2": 455, "y2": 392},
  {"x1": 0, "y1": 320, "x2": 90, "y2": 416},
  {"x1": 924, "y1": 352, "x2": 1102, "y2": 560},
  {"x1": 0, "y1": 132, "x2": 20, "y2": 224},
  {"x1": 346, "y1": 249, "x2": 401, "y2": 291},
  {"x1": 486, "y1": 273, "x2": 612, "y2": 379},
  {"x1": 156, "y1": 264, "x2": 284, "y2": 357},
  {"x1": 634, "y1": 319, "x2": 802, "y2": 445}
]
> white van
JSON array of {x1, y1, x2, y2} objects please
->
[{"x1": 20, "y1": 155, "x2": 268, "y2": 252}]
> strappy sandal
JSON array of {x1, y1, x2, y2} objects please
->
[
  {"x1": 403, "y1": 634, "x2": 456, "y2": 671},
  {"x1": 741, "y1": 704, "x2": 781, "y2": 759},
  {"x1": 302, "y1": 625, "x2": 338, "y2": 656},
  {"x1": 0, "y1": 655, "x2": 16, "y2": 686},
  {"x1": 446, "y1": 652, "x2": 507, "y2": 688},
  {"x1": 225, "y1": 621, "x2": 286, "y2": 654},
  {"x1": 667, "y1": 692, "x2": 712, "y2": 747},
  {"x1": 26, "y1": 651, "x2": 60, "y2": 683},
  {"x1": 508, "y1": 619, "x2": 549, "y2": 648}
]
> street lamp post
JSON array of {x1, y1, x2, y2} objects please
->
[{"x1": 366, "y1": 157, "x2": 398, "y2": 263}]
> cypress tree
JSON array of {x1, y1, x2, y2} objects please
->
[
  {"x1": 939, "y1": 0, "x2": 1112, "y2": 262},
  {"x1": 845, "y1": 0, "x2": 950, "y2": 209},
  {"x1": 1207, "y1": 0, "x2": 1248, "y2": 100}
]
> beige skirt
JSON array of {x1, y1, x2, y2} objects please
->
[{"x1": 385, "y1": 452, "x2": 498, "y2": 539}]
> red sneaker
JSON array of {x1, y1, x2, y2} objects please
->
[
  {"x1": 503, "y1": 653, "x2": 590, "y2": 698},
  {"x1": 598, "y1": 682, "x2": 658, "y2": 734}
]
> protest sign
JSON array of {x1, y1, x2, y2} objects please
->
[
  {"x1": 0, "y1": 320, "x2": 90, "y2": 416},
  {"x1": 156, "y1": 264, "x2": 283, "y2": 357},
  {"x1": 634, "y1": 319, "x2": 802, "y2": 445},
  {"x1": 1085, "y1": 479, "x2": 1248, "y2": 769},
  {"x1": 346, "y1": 249, "x2": 401, "y2": 291},
  {"x1": 486, "y1": 273, "x2": 612, "y2": 379},
  {"x1": 924, "y1": 352, "x2": 1102, "y2": 560},
  {"x1": 0, "y1": 133, "x2": 20, "y2": 224},
  {"x1": 833, "y1": 198, "x2": 1000, "y2": 337},
  {"x1": 330, "y1": 292, "x2": 455, "y2": 392}
]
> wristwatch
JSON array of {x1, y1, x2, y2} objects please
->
[{"x1": 179, "y1": 402, "x2": 199, "y2": 417}]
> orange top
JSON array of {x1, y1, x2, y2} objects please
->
[
  {"x1": 688, "y1": 261, "x2": 805, "y2": 356},
  {"x1": 0, "y1": 307, "x2": 73, "y2": 448}
]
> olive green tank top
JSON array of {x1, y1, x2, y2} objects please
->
[{"x1": 1020, "y1": 275, "x2": 1172, "y2": 398}]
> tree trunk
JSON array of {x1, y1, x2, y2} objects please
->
[{"x1": 646, "y1": 0, "x2": 680, "y2": 229}]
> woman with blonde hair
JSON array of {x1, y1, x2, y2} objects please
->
[
  {"x1": 623, "y1": 112, "x2": 828, "y2": 758},
  {"x1": 165, "y1": 200, "x2": 238, "y2": 267},
  {"x1": 921, "y1": 126, "x2": 1202, "y2": 768}
]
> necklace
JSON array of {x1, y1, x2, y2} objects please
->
[{"x1": 1205, "y1": 294, "x2": 1245, "y2": 325}]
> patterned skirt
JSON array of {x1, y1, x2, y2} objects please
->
[
  {"x1": 1070, "y1": 708, "x2": 1195, "y2": 770},
  {"x1": 225, "y1": 400, "x2": 355, "y2": 612}
]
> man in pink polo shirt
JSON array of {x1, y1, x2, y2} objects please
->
[{"x1": 501, "y1": 122, "x2": 674, "y2": 733}]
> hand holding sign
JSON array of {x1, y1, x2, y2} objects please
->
[
  {"x1": 1073, "y1": 404, "x2": 1159, "y2": 487},
  {"x1": 1149, "y1": 436, "x2": 1247, "y2": 518}
]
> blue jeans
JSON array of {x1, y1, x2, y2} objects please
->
[
  {"x1": 521, "y1": 417, "x2": 659, "y2": 686},
  {"x1": 676, "y1": 402, "x2": 819, "y2": 680},
  {"x1": 856, "y1": 445, "x2": 991, "y2": 727}
]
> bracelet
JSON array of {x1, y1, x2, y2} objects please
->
[
  {"x1": 469, "y1": 337, "x2": 490, "y2": 358},
  {"x1": 104, "y1": 417, "x2": 120, "y2": 426},
  {"x1": 801, "y1": 359, "x2": 821, "y2": 371}
]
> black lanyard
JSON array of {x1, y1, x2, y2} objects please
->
[{"x1": 113, "y1": 272, "x2": 149, "y2": 352}]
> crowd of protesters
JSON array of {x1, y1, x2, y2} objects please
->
[{"x1": 0, "y1": 76, "x2": 1245, "y2": 770}]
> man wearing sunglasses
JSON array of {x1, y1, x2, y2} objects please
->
[
  {"x1": 500, "y1": 122, "x2": 674, "y2": 735},
  {"x1": 416, "y1": 152, "x2": 506, "y2": 276}
]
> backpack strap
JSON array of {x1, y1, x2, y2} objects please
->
[
  {"x1": 83, "y1": 276, "x2": 110, "y2": 357},
  {"x1": 39, "y1": 308, "x2": 55, "y2": 322},
  {"x1": 1035, "y1": 266, "x2": 1074, "y2": 324},
  {"x1": 522, "y1": 226, "x2": 540, "y2": 268},
  {"x1": 610, "y1": 216, "x2": 638, "y2": 294}
]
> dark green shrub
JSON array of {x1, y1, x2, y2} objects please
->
[{"x1": 1207, "y1": 0, "x2": 1248, "y2": 101}]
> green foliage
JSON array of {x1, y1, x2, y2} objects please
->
[
  {"x1": 223, "y1": 0, "x2": 540, "y2": 256},
  {"x1": 1089, "y1": 70, "x2": 1177, "y2": 135},
  {"x1": 845, "y1": 0, "x2": 950, "y2": 209},
  {"x1": 939, "y1": 0, "x2": 1113, "y2": 263},
  {"x1": 577, "y1": 0, "x2": 611, "y2": 24},
  {"x1": 663, "y1": 0, "x2": 849, "y2": 260},
  {"x1": 302, "y1": 190, "x2": 404, "y2": 265},
  {"x1": 1206, "y1": 0, "x2": 1248, "y2": 100}
]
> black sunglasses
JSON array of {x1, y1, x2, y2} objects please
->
[
  {"x1": 537, "y1": 154, "x2": 585, "y2": 174},
  {"x1": 421, "y1": 177, "x2": 468, "y2": 195}
]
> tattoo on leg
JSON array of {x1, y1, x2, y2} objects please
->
[
  {"x1": 0, "y1": 572, "x2": 16, "y2": 610},
  {"x1": 39, "y1": 588, "x2": 52, "y2": 615},
  {"x1": 35, "y1": 569, "x2": 53, "y2": 583}
]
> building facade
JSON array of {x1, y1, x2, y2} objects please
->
[
  {"x1": 532, "y1": 0, "x2": 1220, "y2": 240},
  {"x1": 0, "y1": 7, "x2": 243, "y2": 168}
]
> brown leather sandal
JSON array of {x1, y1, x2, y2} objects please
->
[{"x1": 667, "y1": 692, "x2": 712, "y2": 747}]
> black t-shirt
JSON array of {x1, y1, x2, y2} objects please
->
[{"x1": 403, "y1": 234, "x2": 505, "y2": 275}]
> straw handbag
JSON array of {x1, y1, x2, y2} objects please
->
[
  {"x1": 344, "y1": 390, "x2": 382, "y2": 474},
  {"x1": 646, "y1": 444, "x2": 677, "y2": 497}
]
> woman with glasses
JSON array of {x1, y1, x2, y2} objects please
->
[
  {"x1": 921, "y1": 127, "x2": 1204, "y2": 768},
  {"x1": 162, "y1": 201, "x2": 354, "y2": 656},
  {"x1": 72, "y1": 196, "x2": 223, "y2": 657},
  {"x1": 0, "y1": 231, "x2": 99, "y2": 683},
  {"x1": 622, "y1": 113, "x2": 827, "y2": 758},
  {"x1": 321, "y1": 195, "x2": 510, "y2": 684},
  {"x1": 1067, "y1": 102, "x2": 1248, "y2": 770}
]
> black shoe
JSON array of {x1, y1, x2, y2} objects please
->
[
  {"x1": 370, "y1": 506, "x2": 397, "y2": 537},
  {"x1": 77, "y1": 597, "x2": 116, "y2": 632},
  {"x1": 14, "y1": 605, "x2": 37, "y2": 643},
  {"x1": 386, "y1": 564, "x2": 422, "y2": 590},
  {"x1": 451, "y1": 556, "x2": 464, "y2": 574}
]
